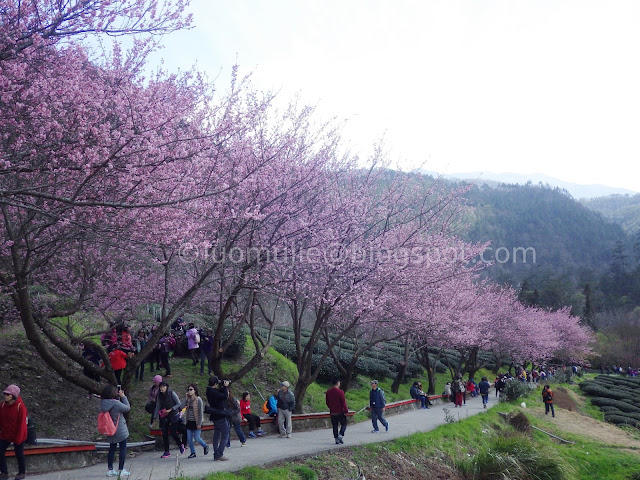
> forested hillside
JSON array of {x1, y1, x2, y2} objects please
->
[
  {"x1": 454, "y1": 182, "x2": 634, "y2": 314},
  {"x1": 581, "y1": 193, "x2": 640, "y2": 235}
]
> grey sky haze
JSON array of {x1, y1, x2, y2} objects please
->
[{"x1": 153, "y1": 0, "x2": 640, "y2": 193}]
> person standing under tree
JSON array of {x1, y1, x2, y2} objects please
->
[
  {"x1": 100, "y1": 384, "x2": 131, "y2": 477},
  {"x1": 325, "y1": 378, "x2": 349, "y2": 444},
  {"x1": 277, "y1": 381, "x2": 295, "y2": 438},
  {"x1": 153, "y1": 381, "x2": 185, "y2": 458},
  {"x1": 369, "y1": 380, "x2": 389, "y2": 433},
  {"x1": 186, "y1": 323, "x2": 200, "y2": 367},
  {"x1": 0, "y1": 385, "x2": 28, "y2": 480}
]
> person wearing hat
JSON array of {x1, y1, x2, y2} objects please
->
[
  {"x1": 369, "y1": 380, "x2": 389, "y2": 433},
  {"x1": 146, "y1": 375, "x2": 163, "y2": 428},
  {"x1": 276, "y1": 381, "x2": 295, "y2": 438},
  {"x1": 0, "y1": 384, "x2": 28, "y2": 480},
  {"x1": 152, "y1": 381, "x2": 185, "y2": 458}
]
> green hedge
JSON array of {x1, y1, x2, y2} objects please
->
[
  {"x1": 590, "y1": 397, "x2": 640, "y2": 414},
  {"x1": 604, "y1": 414, "x2": 640, "y2": 429}
]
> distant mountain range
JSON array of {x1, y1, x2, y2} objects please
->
[{"x1": 422, "y1": 171, "x2": 638, "y2": 199}]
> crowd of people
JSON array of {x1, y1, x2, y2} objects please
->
[
  {"x1": 3, "y1": 317, "x2": 582, "y2": 479},
  {"x1": 1, "y1": 368, "x2": 564, "y2": 479}
]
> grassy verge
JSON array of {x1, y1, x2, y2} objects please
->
[{"x1": 175, "y1": 388, "x2": 640, "y2": 480}]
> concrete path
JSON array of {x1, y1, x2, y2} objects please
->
[{"x1": 30, "y1": 395, "x2": 496, "y2": 480}]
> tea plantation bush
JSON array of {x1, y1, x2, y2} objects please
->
[
  {"x1": 580, "y1": 375, "x2": 640, "y2": 430},
  {"x1": 604, "y1": 414, "x2": 640, "y2": 428}
]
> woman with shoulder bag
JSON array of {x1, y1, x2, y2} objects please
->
[
  {"x1": 152, "y1": 382, "x2": 185, "y2": 458},
  {"x1": 180, "y1": 384, "x2": 209, "y2": 458}
]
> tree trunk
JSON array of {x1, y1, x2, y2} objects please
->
[{"x1": 391, "y1": 361, "x2": 407, "y2": 393}]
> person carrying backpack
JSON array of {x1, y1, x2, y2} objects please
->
[
  {"x1": 0, "y1": 384, "x2": 28, "y2": 480},
  {"x1": 542, "y1": 385, "x2": 555, "y2": 417},
  {"x1": 478, "y1": 376, "x2": 491, "y2": 408},
  {"x1": 369, "y1": 380, "x2": 389, "y2": 433},
  {"x1": 99, "y1": 384, "x2": 131, "y2": 477}
]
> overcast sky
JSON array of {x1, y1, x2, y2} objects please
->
[{"x1": 154, "y1": 0, "x2": 640, "y2": 193}]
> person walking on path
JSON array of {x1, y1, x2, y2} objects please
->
[
  {"x1": 277, "y1": 381, "x2": 295, "y2": 438},
  {"x1": 180, "y1": 384, "x2": 209, "y2": 458},
  {"x1": 369, "y1": 380, "x2": 389, "y2": 433},
  {"x1": 153, "y1": 381, "x2": 185, "y2": 458},
  {"x1": 325, "y1": 378, "x2": 349, "y2": 444},
  {"x1": 0, "y1": 384, "x2": 28, "y2": 480},
  {"x1": 205, "y1": 376, "x2": 230, "y2": 461},
  {"x1": 100, "y1": 385, "x2": 131, "y2": 477},
  {"x1": 542, "y1": 384, "x2": 555, "y2": 417},
  {"x1": 478, "y1": 376, "x2": 491, "y2": 408},
  {"x1": 240, "y1": 392, "x2": 265, "y2": 438}
]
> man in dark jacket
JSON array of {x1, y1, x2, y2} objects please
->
[
  {"x1": 369, "y1": 380, "x2": 389, "y2": 433},
  {"x1": 325, "y1": 378, "x2": 349, "y2": 444},
  {"x1": 276, "y1": 381, "x2": 295, "y2": 438},
  {"x1": 205, "y1": 376, "x2": 230, "y2": 461}
]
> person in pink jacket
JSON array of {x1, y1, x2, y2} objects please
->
[{"x1": 0, "y1": 384, "x2": 28, "y2": 480}]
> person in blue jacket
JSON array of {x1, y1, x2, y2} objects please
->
[
  {"x1": 369, "y1": 380, "x2": 389, "y2": 433},
  {"x1": 478, "y1": 376, "x2": 491, "y2": 408}
]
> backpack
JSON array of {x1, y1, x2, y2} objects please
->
[
  {"x1": 98, "y1": 410, "x2": 120, "y2": 436},
  {"x1": 195, "y1": 332, "x2": 201, "y2": 344},
  {"x1": 262, "y1": 400, "x2": 269, "y2": 414}
]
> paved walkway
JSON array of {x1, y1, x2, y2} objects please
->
[{"x1": 31, "y1": 395, "x2": 495, "y2": 480}]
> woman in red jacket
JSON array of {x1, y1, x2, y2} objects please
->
[{"x1": 0, "y1": 384, "x2": 28, "y2": 480}]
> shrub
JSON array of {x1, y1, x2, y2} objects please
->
[
  {"x1": 549, "y1": 369, "x2": 573, "y2": 384},
  {"x1": 310, "y1": 354, "x2": 341, "y2": 382},
  {"x1": 463, "y1": 434, "x2": 567, "y2": 480},
  {"x1": 590, "y1": 397, "x2": 640, "y2": 413},
  {"x1": 580, "y1": 384, "x2": 630, "y2": 400},
  {"x1": 604, "y1": 414, "x2": 640, "y2": 429},
  {"x1": 222, "y1": 325, "x2": 248, "y2": 358},
  {"x1": 273, "y1": 339, "x2": 297, "y2": 362},
  {"x1": 501, "y1": 380, "x2": 529, "y2": 402},
  {"x1": 354, "y1": 356, "x2": 390, "y2": 379}
]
